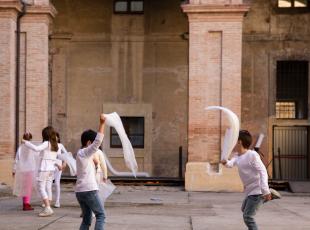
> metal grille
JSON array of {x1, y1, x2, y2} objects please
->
[
  {"x1": 273, "y1": 126, "x2": 309, "y2": 180},
  {"x1": 276, "y1": 102, "x2": 296, "y2": 119}
]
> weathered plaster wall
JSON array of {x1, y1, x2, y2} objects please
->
[
  {"x1": 242, "y1": 0, "x2": 310, "y2": 169},
  {"x1": 50, "y1": 0, "x2": 189, "y2": 176}
]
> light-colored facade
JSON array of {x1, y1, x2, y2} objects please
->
[{"x1": 1, "y1": 0, "x2": 310, "y2": 191}]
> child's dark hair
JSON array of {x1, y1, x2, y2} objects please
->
[
  {"x1": 23, "y1": 132, "x2": 32, "y2": 141},
  {"x1": 56, "y1": 132, "x2": 61, "y2": 143},
  {"x1": 81, "y1": 129, "x2": 97, "y2": 147},
  {"x1": 238, "y1": 130, "x2": 252, "y2": 149},
  {"x1": 42, "y1": 126, "x2": 59, "y2": 152}
]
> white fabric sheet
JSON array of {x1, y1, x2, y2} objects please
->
[
  {"x1": 98, "y1": 180, "x2": 116, "y2": 202},
  {"x1": 104, "y1": 112, "x2": 138, "y2": 177},
  {"x1": 13, "y1": 145, "x2": 37, "y2": 197},
  {"x1": 57, "y1": 152, "x2": 77, "y2": 176},
  {"x1": 205, "y1": 106, "x2": 240, "y2": 161}
]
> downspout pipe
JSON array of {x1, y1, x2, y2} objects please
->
[{"x1": 15, "y1": 1, "x2": 26, "y2": 152}]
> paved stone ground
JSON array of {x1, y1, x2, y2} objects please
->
[{"x1": 1, "y1": 184, "x2": 310, "y2": 230}]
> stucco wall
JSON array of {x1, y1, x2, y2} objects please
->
[
  {"x1": 50, "y1": 0, "x2": 189, "y2": 177},
  {"x1": 242, "y1": 0, "x2": 310, "y2": 170}
]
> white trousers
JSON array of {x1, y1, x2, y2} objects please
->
[
  {"x1": 37, "y1": 171, "x2": 53, "y2": 200},
  {"x1": 54, "y1": 168, "x2": 62, "y2": 205}
]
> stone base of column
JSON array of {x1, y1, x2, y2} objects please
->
[
  {"x1": 185, "y1": 162, "x2": 243, "y2": 192},
  {"x1": 0, "y1": 159, "x2": 14, "y2": 186}
]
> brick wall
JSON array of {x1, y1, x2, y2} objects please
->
[
  {"x1": 183, "y1": 4, "x2": 248, "y2": 164},
  {"x1": 0, "y1": 8, "x2": 19, "y2": 157}
]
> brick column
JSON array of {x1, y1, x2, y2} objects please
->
[
  {"x1": 182, "y1": 3, "x2": 249, "y2": 191},
  {"x1": 20, "y1": 3, "x2": 56, "y2": 140},
  {"x1": 0, "y1": 0, "x2": 22, "y2": 184}
]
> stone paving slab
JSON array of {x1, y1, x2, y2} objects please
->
[{"x1": 1, "y1": 186, "x2": 310, "y2": 229}]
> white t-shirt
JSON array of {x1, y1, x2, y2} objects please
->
[
  {"x1": 24, "y1": 141, "x2": 59, "y2": 172},
  {"x1": 226, "y1": 150, "x2": 270, "y2": 196},
  {"x1": 75, "y1": 133, "x2": 104, "y2": 193}
]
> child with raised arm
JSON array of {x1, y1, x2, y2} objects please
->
[
  {"x1": 75, "y1": 114, "x2": 106, "y2": 230},
  {"x1": 23, "y1": 126, "x2": 61, "y2": 217},
  {"x1": 221, "y1": 130, "x2": 271, "y2": 230}
]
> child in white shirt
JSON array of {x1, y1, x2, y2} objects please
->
[
  {"x1": 53, "y1": 132, "x2": 68, "y2": 208},
  {"x1": 23, "y1": 126, "x2": 61, "y2": 217},
  {"x1": 222, "y1": 130, "x2": 271, "y2": 230},
  {"x1": 75, "y1": 114, "x2": 106, "y2": 230}
]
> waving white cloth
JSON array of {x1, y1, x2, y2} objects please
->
[
  {"x1": 205, "y1": 106, "x2": 240, "y2": 161},
  {"x1": 104, "y1": 112, "x2": 138, "y2": 177},
  {"x1": 57, "y1": 152, "x2": 77, "y2": 176}
]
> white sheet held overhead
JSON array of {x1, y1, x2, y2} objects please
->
[
  {"x1": 104, "y1": 112, "x2": 138, "y2": 177},
  {"x1": 205, "y1": 106, "x2": 240, "y2": 161}
]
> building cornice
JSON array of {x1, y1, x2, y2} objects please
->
[
  {"x1": 0, "y1": 0, "x2": 22, "y2": 13},
  {"x1": 25, "y1": 4, "x2": 57, "y2": 18},
  {"x1": 181, "y1": 4, "x2": 250, "y2": 14}
]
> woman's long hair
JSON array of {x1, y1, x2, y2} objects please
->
[{"x1": 42, "y1": 126, "x2": 59, "y2": 152}]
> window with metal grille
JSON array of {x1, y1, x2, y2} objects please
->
[
  {"x1": 114, "y1": 0, "x2": 144, "y2": 14},
  {"x1": 276, "y1": 102, "x2": 296, "y2": 118},
  {"x1": 110, "y1": 117, "x2": 144, "y2": 148},
  {"x1": 276, "y1": 60, "x2": 308, "y2": 119}
]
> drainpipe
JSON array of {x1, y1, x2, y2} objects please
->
[{"x1": 15, "y1": 1, "x2": 26, "y2": 152}]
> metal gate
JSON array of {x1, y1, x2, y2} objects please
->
[{"x1": 273, "y1": 126, "x2": 309, "y2": 180}]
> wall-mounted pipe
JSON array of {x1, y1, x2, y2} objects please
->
[{"x1": 15, "y1": 1, "x2": 26, "y2": 152}]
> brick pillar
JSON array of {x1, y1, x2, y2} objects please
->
[
  {"x1": 182, "y1": 3, "x2": 249, "y2": 191},
  {"x1": 0, "y1": 1, "x2": 22, "y2": 185},
  {"x1": 20, "y1": 3, "x2": 56, "y2": 140}
]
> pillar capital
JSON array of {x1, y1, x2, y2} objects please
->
[
  {"x1": 25, "y1": 3, "x2": 57, "y2": 18},
  {"x1": 182, "y1": 3, "x2": 249, "y2": 21},
  {"x1": 0, "y1": 0, "x2": 22, "y2": 18}
]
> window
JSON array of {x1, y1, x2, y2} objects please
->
[
  {"x1": 276, "y1": 61, "x2": 309, "y2": 119},
  {"x1": 114, "y1": 0, "x2": 144, "y2": 14},
  {"x1": 276, "y1": 0, "x2": 309, "y2": 13},
  {"x1": 276, "y1": 101, "x2": 296, "y2": 118},
  {"x1": 278, "y1": 0, "x2": 307, "y2": 7},
  {"x1": 110, "y1": 117, "x2": 144, "y2": 148}
]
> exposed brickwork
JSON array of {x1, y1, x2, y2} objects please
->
[
  {"x1": 21, "y1": 14, "x2": 50, "y2": 140},
  {"x1": 183, "y1": 4, "x2": 248, "y2": 164},
  {"x1": 0, "y1": 7, "x2": 19, "y2": 157}
]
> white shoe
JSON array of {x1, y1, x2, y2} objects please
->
[
  {"x1": 38, "y1": 207, "x2": 54, "y2": 217},
  {"x1": 54, "y1": 203, "x2": 60, "y2": 208}
]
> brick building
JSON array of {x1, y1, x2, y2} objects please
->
[{"x1": 0, "y1": 0, "x2": 309, "y2": 191}]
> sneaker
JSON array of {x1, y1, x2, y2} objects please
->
[
  {"x1": 23, "y1": 203, "x2": 34, "y2": 211},
  {"x1": 54, "y1": 203, "x2": 60, "y2": 208},
  {"x1": 270, "y1": 188, "x2": 281, "y2": 200},
  {"x1": 38, "y1": 207, "x2": 54, "y2": 217}
]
